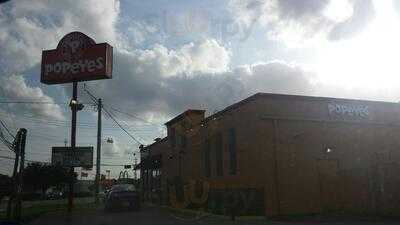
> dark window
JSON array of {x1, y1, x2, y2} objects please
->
[
  {"x1": 203, "y1": 139, "x2": 211, "y2": 177},
  {"x1": 181, "y1": 135, "x2": 187, "y2": 148},
  {"x1": 170, "y1": 128, "x2": 176, "y2": 147},
  {"x1": 215, "y1": 133, "x2": 223, "y2": 176},
  {"x1": 228, "y1": 128, "x2": 237, "y2": 175}
]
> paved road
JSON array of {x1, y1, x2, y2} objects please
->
[{"x1": 28, "y1": 205, "x2": 400, "y2": 225}]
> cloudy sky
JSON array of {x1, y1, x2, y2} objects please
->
[{"x1": 1, "y1": 0, "x2": 399, "y2": 177}]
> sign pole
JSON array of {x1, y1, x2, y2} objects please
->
[
  {"x1": 41, "y1": 31, "x2": 113, "y2": 212},
  {"x1": 95, "y1": 98, "x2": 102, "y2": 203},
  {"x1": 68, "y1": 81, "x2": 78, "y2": 212}
]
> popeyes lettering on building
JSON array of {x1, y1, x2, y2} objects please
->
[
  {"x1": 41, "y1": 32, "x2": 113, "y2": 84},
  {"x1": 328, "y1": 103, "x2": 370, "y2": 118}
]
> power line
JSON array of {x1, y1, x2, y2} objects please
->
[
  {"x1": 0, "y1": 120, "x2": 15, "y2": 138},
  {"x1": 82, "y1": 85, "x2": 144, "y2": 145},
  {"x1": 110, "y1": 107, "x2": 164, "y2": 127},
  {"x1": 82, "y1": 84, "x2": 98, "y2": 104},
  {"x1": 96, "y1": 164, "x2": 132, "y2": 167},
  {"x1": 0, "y1": 155, "x2": 47, "y2": 164},
  {"x1": 102, "y1": 107, "x2": 143, "y2": 145},
  {"x1": 0, "y1": 121, "x2": 15, "y2": 152},
  {"x1": 0, "y1": 99, "x2": 91, "y2": 105},
  {"x1": 0, "y1": 155, "x2": 15, "y2": 160},
  {"x1": 1, "y1": 152, "x2": 130, "y2": 166},
  {"x1": 2, "y1": 113, "x2": 118, "y2": 130},
  {"x1": 0, "y1": 101, "x2": 62, "y2": 104}
]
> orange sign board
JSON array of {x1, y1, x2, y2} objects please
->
[{"x1": 41, "y1": 32, "x2": 113, "y2": 84}]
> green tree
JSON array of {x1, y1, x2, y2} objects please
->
[{"x1": 23, "y1": 163, "x2": 73, "y2": 196}]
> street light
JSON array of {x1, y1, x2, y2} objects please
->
[{"x1": 69, "y1": 99, "x2": 84, "y2": 111}]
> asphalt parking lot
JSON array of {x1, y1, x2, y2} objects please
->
[{"x1": 25, "y1": 204, "x2": 400, "y2": 225}]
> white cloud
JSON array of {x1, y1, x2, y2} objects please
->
[
  {"x1": 83, "y1": 40, "x2": 316, "y2": 119},
  {"x1": 130, "y1": 39, "x2": 230, "y2": 78},
  {"x1": 228, "y1": 0, "x2": 375, "y2": 46},
  {"x1": 0, "y1": 75, "x2": 64, "y2": 120},
  {"x1": 0, "y1": 0, "x2": 121, "y2": 73}
]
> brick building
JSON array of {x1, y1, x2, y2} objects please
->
[{"x1": 138, "y1": 93, "x2": 400, "y2": 216}]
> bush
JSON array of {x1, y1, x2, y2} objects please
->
[
  {"x1": 22, "y1": 192, "x2": 43, "y2": 201},
  {"x1": 74, "y1": 192, "x2": 93, "y2": 198}
]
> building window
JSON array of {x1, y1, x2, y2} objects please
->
[
  {"x1": 203, "y1": 139, "x2": 211, "y2": 177},
  {"x1": 215, "y1": 133, "x2": 223, "y2": 176},
  {"x1": 152, "y1": 169, "x2": 162, "y2": 189},
  {"x1": 228, "y1": 128, "x2": 237, "y2": 175},
  {"x1": 181, "y1": 135, "x2": 187, "y2": 149},
  {"x1": 170, "y1": 128, "x2": 176, "y2": 147}
]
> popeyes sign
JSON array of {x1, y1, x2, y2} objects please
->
[{"x1": 41, "y1": 32, "x2": 113, "y2": 84}]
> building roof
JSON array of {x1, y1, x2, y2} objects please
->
[
  {"x1": 164, "y1": 109, "x2": 205, "y2": 126},
  {"x1": 143, "y1": 136, "x2": 167, "y2": 150},
  {"x1": 146, "y1": 92, "x2": 400, "y2": 144},
  {"x1": 203, "y1": 92, "x2": 400, "y2": 123}
]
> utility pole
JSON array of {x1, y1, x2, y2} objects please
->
[
  {"x1": 95, "y1": 98, "x2": 102, "y2": 203},
  {"x1": 15, "y1": 128, "x2": 27, "y2": 221},
  {"x1": 68, "y1": 81, "x2": 78, "y2": 212},
  {"x1": 6, "y1": 128, "x2": 27, "y2": 221},
  {"x1": 133, "y1": 156, "x2": 138, "y2": 180},
  {"x1": 6, "y1": 130, "x2": 20, "y2": 219}
]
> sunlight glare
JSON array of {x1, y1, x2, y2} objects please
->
[
  {"x1": 323, "y1": 0, "x2": 354, "y2": 23},
  {"x1": 316, "y1": 0, "x2": 400, "y2": 90}
]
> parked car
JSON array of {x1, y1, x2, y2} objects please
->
[
  {"x1": 46, "y1": 190, "x2": 64, "y2": 200},
  {"x1": 104, "y1": 184, "x2": 140, "y2": 211}
]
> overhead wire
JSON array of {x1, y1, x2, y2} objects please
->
[
  {"x1": 83, "y1": 85, "x2": 144, "y2": 145},
  {"x1": 0, "y1": 101, "x2": 63, "y2": 104},
  {"x1": 110, "y1": 107, "x2": 163, "y2": 127},
  {"x1": 0, "y1": 155, "x2": 48, "y2": 164},
  {"x1": 102, "y1": 107, "x2": 143, "y2": 145},
  {"x1": 0, "y1": 120, "x2": 15, "y2": 151},
  {"x1": 0, "y1": 120, "x2": 15, "y2": 138}
]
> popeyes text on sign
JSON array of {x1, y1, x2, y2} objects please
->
[{"x1": 41, "y1": 32, "x2": 113, "y2": 84}]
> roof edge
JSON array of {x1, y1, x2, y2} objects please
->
[
  {"x1": 165, "y1": 109, "x2": 205, "y2": 126},
  {"x1": 203, "y1": 92, "x2": 400, "y2": 123}
]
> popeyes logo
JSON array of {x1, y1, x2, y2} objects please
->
[
  {"x1": 41, "y1": 32, "x2": 113, "y2": 84},
  {"x1": 328, "y1": 103, "x2": 370, "y2": 118},
  {"x1": 59, "y1": 32, "x2": 95, "y2": 61}
]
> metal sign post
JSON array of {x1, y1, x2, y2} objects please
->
[
  {"x1": 68, "y1": 81, "x2": 78, "y2": 212},
  {"x1": 95, "y1": 98, "x2": 102, "y2": 203},
  {"x1": 41, "y1": 31, "x2": 113, "y2": 212}
]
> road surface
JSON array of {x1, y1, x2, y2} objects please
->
[{"x1": 28, "y1": 205, "x2": 400, "y2": 225}]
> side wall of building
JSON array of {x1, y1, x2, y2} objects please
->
[
  {"x1": 249, "y1": 96, "x2": 400, "y2": 216},
  {"x1": 155, "y1": 94, "x2": 400, "y2": 216}
]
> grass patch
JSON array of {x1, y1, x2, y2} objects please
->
[{"x1": 0, "y1": 197, "x2": 103, "y2": 223}]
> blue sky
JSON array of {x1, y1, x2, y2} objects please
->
[{"x1": 1, "y1": 0, "x2": 400, "y2": 178}]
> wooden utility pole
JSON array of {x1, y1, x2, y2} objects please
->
[
  {"x1": 15, "y1": 128, "x2": 27, "y2": 220},
  {"x1": 6, "y1": 128, "x2": 27, "y2": 221},
  {"x1": 6, "y1": 130, "x2": 20, "y2": 219},
  {"x1": 95, "y1": 98, "x2": 102, "y2": 203}
]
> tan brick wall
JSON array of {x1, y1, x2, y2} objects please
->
[{"x1": 145, "y1": 94, "x2": 400, "y2": 216}]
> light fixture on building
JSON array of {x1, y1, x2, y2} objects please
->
[{"x1": 325, "y1": 147, "x2": 332, "y2": 153}]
